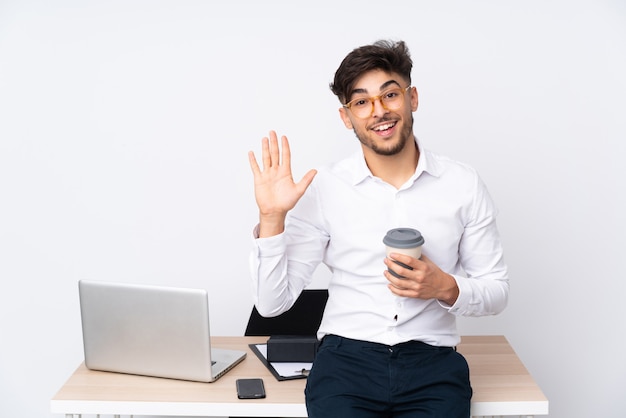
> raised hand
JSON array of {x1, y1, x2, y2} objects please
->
[{"x1": 248, "y1": 131, "x2": 317, "y2": 237}]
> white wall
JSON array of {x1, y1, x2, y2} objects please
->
[{"x1": 1, "y1": 1, "x2": 624, "y2": 417}]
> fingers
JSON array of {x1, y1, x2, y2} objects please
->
[
  {"x1": 261, "y1": 134, "x2": 271, "y2": 171},
  {"x1": 384, "y1": 261, "x2": 413, "y2": 285},
  {"x1": 248, "y1": 150, "x2": 261, "y2": 176},
  {"x1": 268, "y1": 131, "x2": 280, "y2": 169},
  {"x1": 385, "y1": 252, "x2": 421, "y2": 271},
  {"x1": 250, "y1": 132, "x2": 316, "y2": 191},
  {"x1": 384, "y1": 254, "x2": 426, "y2": 286},
  {"x1": 297, "y1": 168, "x2": 318, "y2": 193},
  {"x1": 280, "y1": 134, "x2": 291, "y2": 169},
  {"x1": 384, "y1": 268, "x2": 423, "y2": 299},
  {"x1": 258, "y1": 131, "x2": 289, "y2": 171}
]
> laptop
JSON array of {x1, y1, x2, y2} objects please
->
[{"x1": 78, "y1": 280, "x2": 246, "y2": 382}]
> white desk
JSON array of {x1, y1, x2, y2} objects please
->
[{"x1": 51, "y1": 335, "x2": 548, "y2": 417}]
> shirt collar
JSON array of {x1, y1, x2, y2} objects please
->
[{"x1": 349, "y1": 138, "x2": 443, "y2": 186}]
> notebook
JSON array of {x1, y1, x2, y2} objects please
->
[{"x1": 78, "y1": 280, "x2": 246, "y2": 382}]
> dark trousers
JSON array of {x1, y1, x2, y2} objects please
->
[{"x1": 305, "y1": 335, "x2": 472, "y2": 418}]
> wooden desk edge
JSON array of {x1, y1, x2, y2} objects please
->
[
  {"x1": 51, "y1": 335, "x2": 549, "y2": 417},
  {"x1": 50, "y1": 399, "x2": 308, "y2": 417}
]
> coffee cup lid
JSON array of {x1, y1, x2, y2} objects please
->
[{"x1": 383, "y1": 228, "x2": 425, "y2": 248}]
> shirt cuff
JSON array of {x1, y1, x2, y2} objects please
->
[
  {"x1": 252, "y1": 223, "x2": 287, "y2": 257},
  {"x1": 438, "y1": 274, "x2": 470, "y2": 315}
]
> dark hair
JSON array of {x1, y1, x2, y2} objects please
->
[{"x1": 330, "y1": 40, "x2": 413, "y2": 104}]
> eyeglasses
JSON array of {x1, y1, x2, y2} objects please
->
[{"x1": 343, "y1": 86, "x2": 411, "y2": 119}]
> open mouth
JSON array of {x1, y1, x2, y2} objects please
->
[{"x1": 372, "y1": 121, "x2": 397, "y2": 136}]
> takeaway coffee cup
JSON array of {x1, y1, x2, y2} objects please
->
[{"x1": 383, "y1": 228, "x2": 425, "y2": 278}]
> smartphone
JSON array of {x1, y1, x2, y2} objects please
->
[{"x1": 236, "y1": 378, "x2": 266, "y2": 399}]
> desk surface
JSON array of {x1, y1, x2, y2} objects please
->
[{"x1": 51, "y1": 335, "x2": 548, "y2": 417}]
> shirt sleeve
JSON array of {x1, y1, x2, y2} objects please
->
[
  {"x1": 444, "y1": 174, "x2": 509, "y2": 316},
  {"x1": 249, "y1": 183, "x2": 329, "y2": 317}
]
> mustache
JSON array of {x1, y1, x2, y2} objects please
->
[{"x1": 367, "y1": 117, "x2": 396, "y2": 129}]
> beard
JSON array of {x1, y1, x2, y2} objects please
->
[{"x1": 353, "y1": 115, "x2": 415, "y2": 156}]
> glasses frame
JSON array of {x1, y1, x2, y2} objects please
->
[{"x1": 343, "y1": 86, "x2": 412, "y2": 119}]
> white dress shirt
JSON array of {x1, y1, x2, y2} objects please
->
[{"x1": 249, "y1": 140, "x2": 509, "y2": 347}]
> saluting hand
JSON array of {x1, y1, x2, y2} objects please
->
[{"x1": 248, "y1": 131, "x2": 317, "y2": 237}]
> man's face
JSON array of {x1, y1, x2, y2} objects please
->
[{"x1": 339, "y1": 69, "x2": 418, "y2": 157}]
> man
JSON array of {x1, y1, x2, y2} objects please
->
[{"x1": 248, "y1": 40, "x2": 509, "y2": 418}]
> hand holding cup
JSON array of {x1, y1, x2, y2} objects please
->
[{"x1": 383, "y1": 228, "x2": 425, "y2": 278}]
